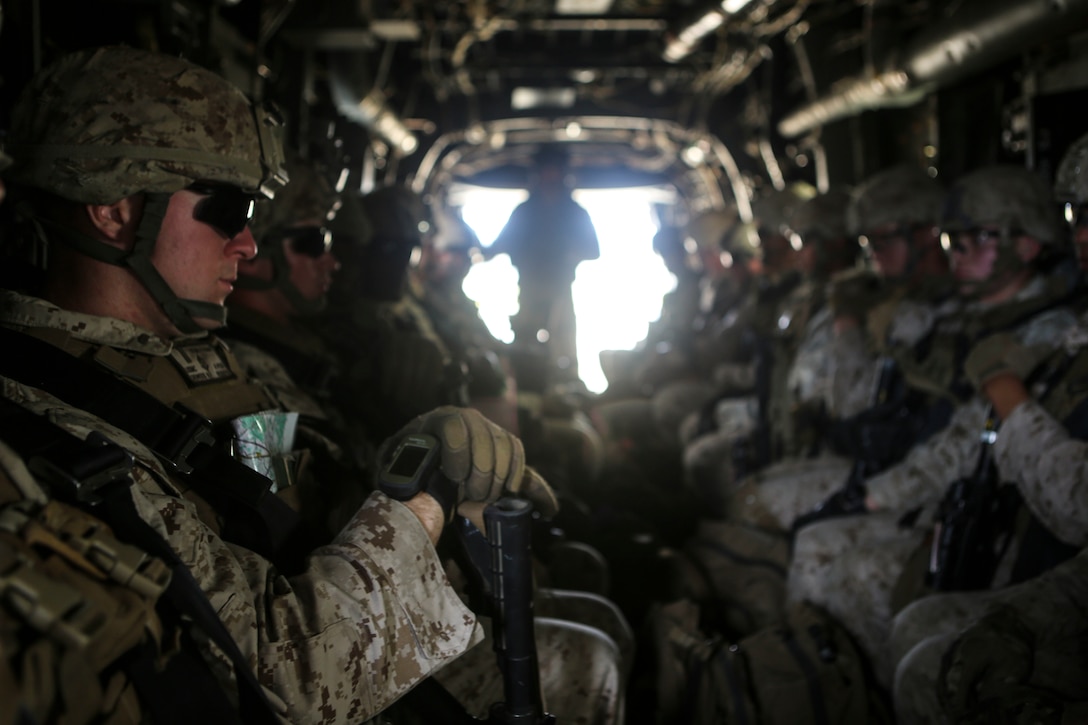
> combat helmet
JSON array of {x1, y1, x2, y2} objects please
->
[
  {"x1": 787, "y1": 188, "x2": 858, "y2": 279},
  {"x1": 237, "y1": 154, "x2": 339, "y2": 314},
  {"x1": 1055, "y1": 131, "x2": 1088, "y2": 222},
  {"x1": 940, "y1": 165, "x2": 1065, "y2": 296},
  {"x1": 361, "y1": 185, "x2": 431, "y2": 247},
  {"x1": 335, "y1": 185, "x2": 430, "y2": 302},
  {"x1": 6, "y1": 46, "x2": 288, "y2": 333},
  {"x1": 747, "y1": 182, "x2": 815, "y2": 272},
  {"x1": 848, "y1": 165, "x2": 944, "y2": 236},
  {"x1": 751, "y1": 182, "x2": 816, "y2": 238}
]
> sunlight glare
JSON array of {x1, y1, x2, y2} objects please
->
[{"x1": 460, "y1": 186, "x2": 676, "y2": 393}]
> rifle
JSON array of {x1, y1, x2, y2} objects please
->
[
  {"x1": 791, "y1": 356, "x2": 899, "y2": 532},
  {"x1": 927, "y1": 408, "x2": 1017, "y2": 591},
  {"x1": 380, "y1": 435, "x2": 554, "y2": 724}
]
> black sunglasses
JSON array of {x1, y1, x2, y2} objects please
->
[
  {"x1": 279, "y1": 226, "x2": 334, "y2": 258},
  {"x1": 188, "y1": 182, "x2": 256, "y2": 238},
  {"x1": 940, "y1": 227, "x2": 1008, "y2": 254},
  {"x1": 862, "y1": 224, "x2": 919, "y2": 252}
]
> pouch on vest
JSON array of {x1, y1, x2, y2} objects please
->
[{"x1": 0, "y1": 491, "x2": 172, "y2": 725}]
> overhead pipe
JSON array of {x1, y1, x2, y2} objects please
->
[
  {"x1": 778, "y1": 0, "x2": 1088, "y2": 138},
  {"x1": 327, "y1": 52, "x2": 419, "y2": 155},
  {"x1": 663, "y1": 0, "x2": 759, "y2": 63}
]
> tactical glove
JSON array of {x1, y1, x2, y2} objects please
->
[
  {"x1": 393, "y1": 406, "x2": 559, "y2": 518},
  {"x1": 963, "y1": 332, "x2": 1054, "y2": 391}
]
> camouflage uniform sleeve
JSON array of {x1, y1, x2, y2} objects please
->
[
  {"x1": 994, "y1": 400, "x2": 1088, "y2": 547},
  {"x1": 866, "y1": 397, "x2": 991, "y2": 512},
  {"x1": 4, "y1": 375, "x2": 482, "y2": 723},
  {"x1": 143, "y1": 487, "x2": 482, "y2": 723},
  {"x1": 824, "y1": 325, "x2": 880, "y2": 419}
]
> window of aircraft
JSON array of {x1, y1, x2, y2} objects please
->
[{"x1": 461, "y1": 186, "x2": 675, "y2": 393}]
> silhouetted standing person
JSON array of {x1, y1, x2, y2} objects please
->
[{"x1": 488, "y1": 146, "x2": 600, "y2": 383}]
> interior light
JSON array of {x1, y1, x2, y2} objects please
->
[
  {"x1": 721, "y1": 0, "x2": 754, "y2": 14},
  {"x1": 555, "y1": 0, "x2": 614, "y2": 14},
  {"x1": 565, "y1": 122, "x2": 583, "y2": 139},
  {"x1": 663, "y1": 11, "x2": 724, "y2": 63},
  {"x1": 681, "y1": 144, "x2": 707, "y2": 167},
  {"x1": 465, "y1": 124, "x2": 487, "y2": 145},
  {"x1": 511, "y1": 87, "x2": 577, "y2": 110}
]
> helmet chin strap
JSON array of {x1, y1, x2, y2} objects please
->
[
  {"x1": 33, "y1": 193, "x2": 227, "y2": 334},
  {"x1": 126, "y1": 193, "x2": 229, "y2": 333}
]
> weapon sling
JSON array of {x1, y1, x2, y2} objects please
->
[
  {"x1": 0, "y1": 325, "x2": 300, "y2": 560},
  {"x1": 0, "y1": 396, "x2": 282, "y2": 725}
]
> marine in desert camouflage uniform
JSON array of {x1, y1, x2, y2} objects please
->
[
  {"x1": 0, "y1": 46, "x2": 570, "y2": 723},
  {"x1": 890, "y1": 132, "x2": 1088, "y2": 724},
  {"x1": 787, "y1": 165, "x2": 1079, "y2": 686},
  {"x1": 682, "y1": 188, "x2": 860, "y2": 516},
  {"x1": 225, "y1": 156, "x2": 628, "y2": 722},
  {"x1": 320, "y1": 186, "x2": 466, "y2": 441},
  {"x1": 727, "y1": 166, "x2": 957, "y2": 531}
]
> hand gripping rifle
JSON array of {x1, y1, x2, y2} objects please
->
[
  {"x1": 379, "y1": 434, "x2": 554, "y2": 724},
  {"x1": 791, "y1": 356, "x2": 899, "y2": 533},
  {"x1": 926, "y1": 408, "x2": 1016, "y2": 591}
]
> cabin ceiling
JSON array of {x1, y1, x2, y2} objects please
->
[{"x1": 3, "y1": 0, "x2": 1088, "y2": 210}]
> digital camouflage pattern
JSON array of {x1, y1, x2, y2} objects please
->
[
  {"x1": 0, "y1": 440, "x2": 170, "y2": 725},
  {"x1": 729, "y1": 454, "x2": 854, "y2": 529},
  {"x1": 535, "y1": 589, "x2": 634, "y2": 678},
  {"x1": 995, "y1": 390, "x2": 1088, "y2": 546},
  {"x1": 887, "y1": 310, "x2": 1088, "y2": 720},
  {"x1": 788, "y1": 187, "x2": 852, "y2": 242},
  {"x1": 891, "y1": 548, "x2": 1088, "y2": 724},
  {"x1": 785, "y1": 275, "x2": 1079, "y2": 679},
  {"x1": 940, "y1": 165, "x2": 1064, "y2": 247},
  {"x1": 433, "y1": 616, "x2": 623, "y2": 725},
  {"x1": 751, "y1": 182, "x2": 816, "y2": 234},
  {"x1": 225, "y1": 296, "x2": 625, "y2": 721},
  {"x1": 7, "y1": 46, "x2": 285, "y2": 203},
  {"x1": 1054, "y1": 131, "x2": 1088, "y2": 205},
  {"x1": 0, "y1": 294, "x2": 484, "y2": 723},
  {"x1": 847, "y1": 165, "x2": 944, "y2": 235}
]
